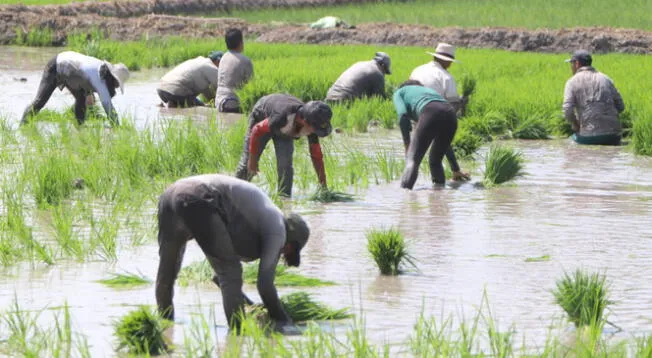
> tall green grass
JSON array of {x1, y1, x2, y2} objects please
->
[{"x1": 221, "y1": 0, "x2": 652, "y2": 30}]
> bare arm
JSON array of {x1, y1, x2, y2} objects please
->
[{"x1": 257, "y1": 216, "x2": 292, "y2": 324}]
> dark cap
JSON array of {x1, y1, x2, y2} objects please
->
[
  {"x1": 565, "y1": 50, "x2": 592, "y2": 66},
  {"x1": 373, "y1": 51, "x2": 392, "y2": 75},
  {"x1": 300, "y1": 101, "x2": 333, "y2": 137},
  {"x1": 284, "y1": 213, "x2": 310, "y2": 266},
  {"x1": 208, "y1": 51, "x2": 224, "y2": 61}
]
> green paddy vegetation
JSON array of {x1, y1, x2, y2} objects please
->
[
  {"x1": 366, "y1": 227, "x2": 415, "y2": 275},
  {"x1": 96, "y1": 271, "x2": 152, "y2": 288},
  {"x1": 2, "y1": 0, "x2": 111, "y2": 4},
  {"x1": 483, "y1": 145, "x2": 525, "y2": 186},
  {"x1": 219, "y1": 0, "x2": 652, "y2": 30},
  {"x1": 552, "y1": 269, "x2": 612, "y2": 328},
  {"x1": 113, "y1": 306, "x2": 171, "y2": 355}
]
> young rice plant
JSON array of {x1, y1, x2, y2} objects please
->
[{"x1": 366, "y1": 227, "x2": 416, "y2": 275}]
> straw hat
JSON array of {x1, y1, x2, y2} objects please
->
[
  {"x1": 427, "y1": 43, "x2": 460, "y2": 63},
  {"x1": 106, "y1": 63, "x2": 130, "y2": 94}
]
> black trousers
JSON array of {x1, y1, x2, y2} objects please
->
[
  {"x1": 400, "y1": 101, "x2": 458, "y2": 189},
  {"x1": 157, "y1": 89, "x2": 204, "y2": 108}
]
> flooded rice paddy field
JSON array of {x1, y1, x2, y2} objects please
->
[{"x1": 1, "y1": 46, "x2": 651, "y2": 355}]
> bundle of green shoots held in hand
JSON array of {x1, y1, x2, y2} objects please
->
[
  {"x1": 461, "y1": 75, "x2": 477, "y2": 97},
  {"x1": 309, "y1": 187, "x2": 354, "y2": 203},
  {"x1": 247, "y1": 292, "x2": 352, "y2": 324}
]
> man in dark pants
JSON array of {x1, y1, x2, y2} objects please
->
[
  {"x1": 155, "y1": 174, "x2": 310, "y2": 333},
  {"x1": 393, "y1": 80, "x2": 470, "y2": 189},
  {"x1": 21, "y1": 51, "x2": 129, "y2": 126},
  {"x1": 235, "y1": 94, "x2": 333, "y2": 197}
]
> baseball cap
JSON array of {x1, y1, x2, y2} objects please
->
[
  {"x1": 300, "y1": 101, "x2": 333, "y2": 137},
  {"x1": 373, "y1": 51, "x2": 392, "y2": 74},
  {"x1": 565, "y1": 50, "x2": 592, "y2": 65},
  {"x1": 208, "y1": 51, "x2": 224, "y2": 61},
  {"x1": 285, "y1": 213, "x2": 310, "y2": 266}
]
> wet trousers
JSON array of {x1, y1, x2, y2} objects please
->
[
  {"x1": 155, "y1": 184, "x2": 246, "y2": 328},
  {"x1": 217, "y1": 95, "x2": 241, "y2": 113},
  {"x1": 400, "y1": 101, "x2": 458, "y2": 189},
  {"x1": 21, "y1": 55, "x2": 89, "y2": 125},
  {"x1": 157, "y1": 89, "x2": 204, "y2": 108},
  {"x1": 572, "y1": 133, "x2": 621, "y2": 146},
  {"x1": 235, "y1": 110, "x2": 295, "y2": 197}
]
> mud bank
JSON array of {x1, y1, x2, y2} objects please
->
[
  {"x1": 258, "y1": 23, "x2": 652, "y2": 54},
  {"x1": 0, "y1": 0, "x2": 378, "y2": 18}
]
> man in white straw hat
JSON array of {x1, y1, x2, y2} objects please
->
[
  {"x1": 21, "y1": 51, "x2": 129, "y2": 126},
  {"x1": 409, "y1": 43, "x2": 467, "y2": 114}
]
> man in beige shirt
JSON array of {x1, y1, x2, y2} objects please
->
[
  {"x1": 157, "y1": 51, "x2": 223, "y2": 108},
  {"x1": 563, "y1": 50, "x2": 625, "y2": 145}
]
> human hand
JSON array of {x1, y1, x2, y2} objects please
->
[{"x1": 452, "y1": 171, "x2": 471, "y2": 181}]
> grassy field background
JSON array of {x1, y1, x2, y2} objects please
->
[{"x1": 219, "y1": 0, "x2": 652, "y2": 30}]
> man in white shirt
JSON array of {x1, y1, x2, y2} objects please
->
[
  {"x1": 157, "y1": 51, "x2": 223, "y2": 108},
  {"x1": 409, "y1": 43, "x2": 467, "y2": 114},
  {"x1": 21, "y1": 51, "x2": 129, "y2": 126},
  {"x1": 215, "y1": 28, "x2": 254, "y2": 113}
]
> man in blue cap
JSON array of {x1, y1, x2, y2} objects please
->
[
  {"x1": 235, "y1": 94, "x2": 333, "y2": 197},
  {"x1": 157, "y1": 51, "x2": 223, "y2": 108},
  {"x1": 563, "y1": 49, "x2": 625, "y2": 145}
]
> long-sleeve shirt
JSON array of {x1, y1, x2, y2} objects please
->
[
  {"x1": 393, "y1": 85, "x2": 459, "y2": 171},
  {"x1": 563, "y1": 66, "x2": 625, "y2": 137},
  {"x1": 215, "y1": 50, "x2": 254, "y2": 106},
  {"x1": 248, "y1": 94, "x2": 327, "y2": 185},
  {"x1": 157, "y1": 56, "x2": 219, "y2": 99},
  {"x1": 409, "y1": 61, "x2": 461, "y2": 104},
  {"x1": 170, "y1": 174, "x2": 291, "y2": 322},
  {"x1": 55, "y1": 51, "x2": 118, "y2": 123},
  {"x1": 325, "y1": 60, "x2": 386, "y2": 101}
]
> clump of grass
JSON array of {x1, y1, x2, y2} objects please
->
[
  {"x1": 552, "y1": 269, "x2": 612, "y2": 327},
  {"x1": 461, "y1": 75, "x2": 477, "y2": 97},
  {"x1": 524, "y1": 255, "x2": 551, "y2": 262},
  {"x1": 281, "y1": 292, "x2": 352, "y2": 322},
  {"x1": 113, "y1": 306, "x2": 172, "y2": 355},
  {"x1": 452, "y1": 125, "x2": 483, "y2": 158},
  {"x1": 32, "y1": 155, "x2": 76, "y2": 208},
  {"x1": 97, "y1": 272, "x2": 152, "y2": 288},
  {"x1": 512, "y1": 117, "x2": 550, "y2": 139},
  {"x1": 309, "y1": 187, "x2": 355, "y2": 203},
  {"x1": 483, "y1": 145, "x2": 525, "y2": 186},
  {"x1": 178, "y1": 260, "x2": 214, "y2": 287},
  {"x1": 366, "y1": 227, "x2": 416, "y2": 275},
  {"x1": 243, "y1": 263, "x2": 336, "y2": 287},
  {"x1": 632, "y1": 117, "x2": 652, "y2": 155}
]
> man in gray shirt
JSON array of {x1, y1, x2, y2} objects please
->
[
  {"x1": 215, "y1": 28, "x2": 254, "y2": 113},
  {"x1": 155, "y1": 174, "x2": 310, "y2": 332},
  {"x1": 325, "y1": 52, "x2": 391, "y2": 102},
  {"x1": 563, "y1": 50, "x2": 625, "y2": 145},
  {"x1": 157, "y1": 51, "x2": 223, "y2": 108}
]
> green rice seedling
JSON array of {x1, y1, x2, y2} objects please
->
[
  {"x1": 31, "y1": 154, "x2": 76, "y2": 208},
  {"x1": 634, "y1": 336, "x2": 652, "y2": 357},
  {"x1": 50, "y1": 204, "x2": 86, "y2": 261},
  {"x1": 113, "y1": 306, "x2": 172, "y2": 355},
  {"x1": 524, "y1": 255, "x2": 551, "y2": 262},
  {"x1": 462, "y1": 112, "x2": 509, "y2": 141},
  {"x1": 243, "y1": 262, "x2": 336, "y2": 287},
  {"x1": 183, "y1": 310, "x2": 216, "y2": 358},
  {"x1": 632, "y1": 116, "x2": 652, "y2": 156},
  {"x1": 552, "y1": 269, "x2": 612, "y2": 327},
  {"x1": 90, "y1": 215, "x2": 119, "y2": 262},
  {"x1": 309, "y1": 187, "x2": 355, "y2": 203},
  {"x1": 281, "y1": 292, "x2": 352, "y2": 322},
  {"x1": 461, "y1": 75, "x2": 478, "y2": 98},
  {"x1": 483, "y1": 145, "x2": 525, "y2": 186},
  {"x1": 97, "y1": 272, "x2": 152, "y2": 288},
  {"x1": 512, "y1": 116, "x2": 550, "y2": 139},
  {"x1": 452, "y1": 125, "x2": 483, "y2": 159},
  {"x1": 13, "y1": 27, "x2": 55, "y2": 47},
  {"x1": 366, "y1": 227, "x2": 416, "y2": 275},
  {"x1": 549, "y1": 114, "x2": 575, "y2": 137},
  {"x1": 373, "y1": 150, "x2": 402, "y2": 184},
  {"x1": 178, "y1": 260, "x2": 214, "y2": 287}
]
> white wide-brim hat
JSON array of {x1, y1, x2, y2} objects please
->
[
  {"x1": 426, "y1": 42, "x2": 460, "y2": 63},
  {"x1": 106, "y1": 63, "x2": 130, "y2": 94}
]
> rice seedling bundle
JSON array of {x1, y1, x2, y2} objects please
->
[
  {"x1": 97, "y1": 272, "x2": 152, "y2": 288},
  {"x1": 366, "y1": 227, "x2": 416, "y2": 275},
  {"x1": 247, "y1": 292, "x2": 352, "y2": 323},
  {"x1": 552, "y1": 269, "x2": 612, "y2": 327},
  {"x1": 113, "y1": 306, "x2": 171, "y2": 355},
  {"x1": 511, "y1": 116, "x2": 550, "y2": 139},
  {"x1": 483, "y1": 145, "x2": 524, "y2": 186},
  {"x1": 309, "y1": 187, "x2": 355, "y2": 203}
]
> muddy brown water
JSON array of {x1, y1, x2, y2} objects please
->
[{"x1": 1, "y1": 46, "x2": 651, "y2": 355}]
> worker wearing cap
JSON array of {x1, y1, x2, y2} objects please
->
[
  {"x1": 157, "y1": 51, "x2": 223, "y2": 108},
  {"x1": 235, "y1": 94, "x2": 333, "y2": 197},
  {"x1": 21, "y1": 51, "x2": 130, "y2": 126},
  {"x1": 155, "y1": 174, "x2": 310, "y2": 332},
  {"x1": 409, "y1": 43, "x2": 467, "y2": 115},
  {"x1": 325, "y1": 52, "x2": 391, "y2": 102},
  {"x1": 563, "y1": 50, "x2": 625, "y2": 145}
]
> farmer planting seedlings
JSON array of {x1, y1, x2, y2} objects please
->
[
  {"x1": 393, "y1": 80, "x2": 470, "y2": 189},
  {"x1": 325, "y1": 51, "x2": 392, "y2": 103},
  {"x1": 155, "y1": 174, "x2": 310, "y2": 333},
  {"x1": 563, "y1": 50, "x2": 625, "y2": 145},
  {"x1": 409, "y1": 43, "x2": 470, "y2": 116},
  {"x1": 235, "y1": 94, "x2": 333, "y2": 197},
  {"x1": 156, "y1": 50, "x2": 223, "y2": 108}
]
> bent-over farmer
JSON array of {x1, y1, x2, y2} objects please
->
[
  {"x1": 394, "y1": 80, "x2": 470, "y2": 189},
  {"x1": 157, "y1": 51, "x2": 223, "y2": 108},
  {"x1": 21, "y1": 51, "x2": 129, "y2": 126},
  {"x1": 235, "y1": 94, "x2": 333, "y2": 197},
  {"x1": 325, "y1": 52, "x2": 391, "y2": 102},
  {"x1": 563, "y1": 50, "x2": 625, "y2": 145},
  {"x1": 155, "y1": 174, "x2": 310, "y2": 331}
]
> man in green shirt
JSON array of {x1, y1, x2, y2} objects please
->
[{"x1": 393, "y1": 80, "x2": 469, "y2": 189}]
